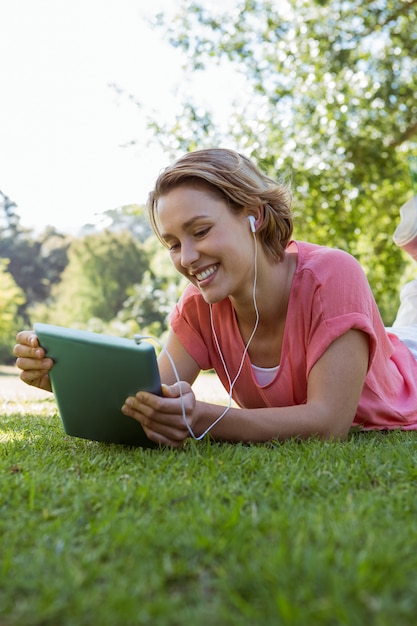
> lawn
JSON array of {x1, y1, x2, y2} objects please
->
[{"x1": 1, "y1": 368, "x2": 417, "y2": 626}]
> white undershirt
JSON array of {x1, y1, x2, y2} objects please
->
[{"x1": 251, "y1": 363, "x2": 280, "y2": 385}]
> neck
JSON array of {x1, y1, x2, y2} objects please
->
[{"x1": 231, "y1": 251, "x2": 295, "y2": 328}]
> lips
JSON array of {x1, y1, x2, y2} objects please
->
[{"x1": 194, "y1": 264, "x2": 219, "y2": 282}]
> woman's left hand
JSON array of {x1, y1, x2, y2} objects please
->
[{"x1": 122, "y1": 382, "x2": 197, "y2": 447}]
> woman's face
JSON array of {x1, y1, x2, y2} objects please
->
[{"x1": 156, "y1": 185, "x2": 256, "y2": 304}]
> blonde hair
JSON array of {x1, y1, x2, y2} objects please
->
[{"x1": 148, "y1": 148, "x2": 293, "y2": 262}]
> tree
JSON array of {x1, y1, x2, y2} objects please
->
[
  {"x1": 117, "y1": 240, "x2": 187, "y2": 338},
  {"x1": 0, "y1": 259, "x2": 25, "y2": 363},
  {"x1": 149, "y1": 0, "x2": 417, "y2": 323},
  {"x1": 43, "y1": 229, "x2": 150, "y2": 326},
  {"x1": 0, "y1": 190, "x2": 20, "y2": 238},
  {"x1": 0, "y1": 192, "x2": 70, "y2": 323}
]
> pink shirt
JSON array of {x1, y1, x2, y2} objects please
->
[{"x1": 169, "y1": 241, "x2": 417, "y2": 430}]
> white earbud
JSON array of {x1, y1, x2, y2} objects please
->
[{"x1": 248, "y1": 215, "x2": 256, "y2": 233}]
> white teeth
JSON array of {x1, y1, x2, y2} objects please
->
[{"x1": 195, "y1": 265, "x2": 217, "y2": 281}]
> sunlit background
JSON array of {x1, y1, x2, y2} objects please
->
[
  {"x1": 0, "y1": 0, "x2": 241, "y2": 233},
  {"x1": 0, "y1": 0, "x2": 416, "y2": 358}
]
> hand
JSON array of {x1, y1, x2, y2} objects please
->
[
  {"x1": 13, "y1": 331, "x2": 53, "y2": 392},
  {"x1": 122, "y1": 382, "x2": 197, "y2": 448}
]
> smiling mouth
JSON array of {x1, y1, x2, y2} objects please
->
[{"x1": 194, "y1": 264, "x2": 219, "y2": 282}]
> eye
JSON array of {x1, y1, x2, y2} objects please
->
[
  {"x1": 195, "y1": 226, "x2": 211, "y2": 239},
  {"x1": 162, "y1": 237, "x2": 180, "y2": 252}
]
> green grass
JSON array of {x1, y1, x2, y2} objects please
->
[{"x1": 2, "y1": 395, "x2": 417, "y2": 626}]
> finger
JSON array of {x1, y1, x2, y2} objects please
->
[
  {"x1": 121, "y1": 400, "x2": 189, "y2": 441},
  {"x1": 142, "y1": 427, "x2": 184, "y2": 449},
  {"x1": 161, "y1": 381, "x2": 192, "y2": 398},
  {"x1": 13, "y1": 343, "x2": 46, "y2": 360},
  {"x1": 135, "y1": 390, "x2": 192, "y2": 417},
  {"x1": 124, "y1": 410, "x2": 188, "y2": 446},
  {"x1": 19, "y1": 369, "x2": 51, "y2": 390},
  {"x1": 15, "y1": 356, "x2": 53, "y2": 372},
  {"x1": 143, "y1": 425, "x2": 186, "y2": 448},
  {"x1": 123, "y1": 398, "x2": 188, "y2": 434},
  {"x1": 15, "y1": 331, "x2": 40, "y2": 348}
]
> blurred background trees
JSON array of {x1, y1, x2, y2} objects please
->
[
  {"x1": 35, "y1": 229, "x2": 149, "y2": 326},
  {"x1": 1, "y1": 0, "x2": 416, "y2": 362},
  {"x1": 0, "y1": 197, "x2": 183, "y2": 363},
  {"x1": 0, "y1": 258, "x2": 25, "y2": 363},
  {"x1": 149, "y1": 0, "x2": 417, "y2": 321},
  {"x1": 0, "y1": 192, "x2": 70, "y2": 324}
]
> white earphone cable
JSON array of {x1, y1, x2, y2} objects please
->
[
  {"x1": 135, "y1": 227, "x2": 259, "y2": 441},
  {"x1": 206, "y1": 230, "x2": 259, "y2": 432}
]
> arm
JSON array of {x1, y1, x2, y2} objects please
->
[
  {"x1": 157, "y1": 329, "x2": 201, "y2": 386},
  {"x1": 123, "y1": 329, "x2": 369, "y2": 446},
  {"x1": 202, "y1": 328, "x2": 369, "y2": 442}
]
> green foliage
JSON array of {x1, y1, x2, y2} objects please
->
[
  {"x1": 2, "y1": 396, "x2": 417, "y2": 625},
  {"x1": 0, "y1": 259, "x2": 25, "y2": 362},
  {"x1": 101, "y1": 242, "x2": 187, "y2": 340},
  {"x1": 41, "y1": 230, "x2": 150, "y2": 327},
  {"x1": 118, "y1": 270, "x2": 180, "y2": 339},
  {"x1": 151, "y1": 0, "x2": 417, "y2": 323},
  {"x1": 21, "y1": 210, "x2": 183, "y2": 338},
  {"x1": 1, "y1": 193, "x2": 71, "y2": 324}
]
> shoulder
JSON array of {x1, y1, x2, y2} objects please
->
[
  {"x1": 288, "y1": 242, "x2": 382, "y2": 373},
  {"x1": 289, "y1": 241, "x2": 377, "y2": 324},
  {"x1": 177, "y1": 284, "x2": 208, "y2": 311},
  {"x1": 291, "y1": 240, "x2": 361, "y2": 266},
  {"x1": 170, "y1": 284, "x2": 231, "y2": 326},
  {"x1": 291, "y1": 240, "x2": 367, "y2": 283},
  {"x1": 171, "y1": 284, "x2": 206, "y2": 321}
]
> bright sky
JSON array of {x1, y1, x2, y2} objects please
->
[{"x1": 0, "y1": 0, "x2": 243, "y2": 233}]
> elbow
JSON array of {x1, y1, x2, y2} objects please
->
[
  {"x1": 320, "y1": 425, "x2": 350, "y2": 442},
  {"x1": 302, "y1": 425, "x2": 349, "y2": 443},
  {"x1": 306, "y1": 405, "x2": 353, "y2": 442}
]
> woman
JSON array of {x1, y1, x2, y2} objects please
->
[{"x1": 14, "y1": 149, "x2": 417, "y2": 447}]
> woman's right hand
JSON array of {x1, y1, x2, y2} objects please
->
[{"x1": 13, "y1": 331, "x2": 53, "y2": 392}]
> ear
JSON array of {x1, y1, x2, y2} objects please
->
[{"x1": 247, "y1": 205, "x2": 264, "y2": 232}]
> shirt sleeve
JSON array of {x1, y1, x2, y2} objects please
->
[
  {"x1": 299, "y1": 249, "x2": 385, "y2": 376},
  {"x1": 169, "y1": 285, "x2": 213, "y2": 370}
]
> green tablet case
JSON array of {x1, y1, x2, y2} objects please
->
[{"x1": 34, "y1": 323, "x2": 161, "y2": 447}]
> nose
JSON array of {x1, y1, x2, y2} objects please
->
[{"x1": 180, "y1": 239, "x2": 199, "y2": 269}]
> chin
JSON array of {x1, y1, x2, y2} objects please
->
[{"x1": 199, "y1": 289, "x2": 228, "y2": 305}]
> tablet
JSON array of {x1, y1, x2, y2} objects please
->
[{"x1": 34, "y1": 323, "x2": 161, "y2": 447}]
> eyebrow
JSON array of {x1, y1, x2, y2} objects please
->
[{"x1": 160, "y1": 214, "x2": 212, "y2": 241}]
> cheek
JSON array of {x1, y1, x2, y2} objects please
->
[
  {"x1": 169, "y1": 252, "x2": 181, "y2": 270},
  {"x1": 169, "y1": 252, "x2": 188, "y2": 276}
]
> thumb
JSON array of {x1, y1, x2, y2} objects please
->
[{"x1": 161, "y1": 381, "x2": 191, "y2": 398}]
